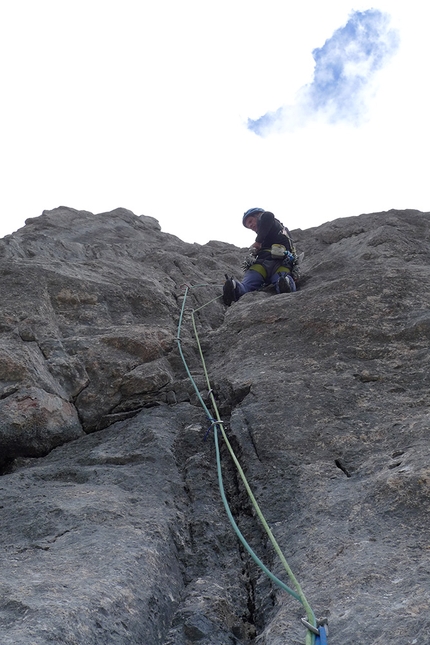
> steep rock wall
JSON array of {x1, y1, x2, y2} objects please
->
[{"x1": 0, "y1": 207, "x2": 429, "y2": 644}]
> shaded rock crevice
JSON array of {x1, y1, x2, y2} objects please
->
[{"x1": 163, "y1": 402, "x2": 284, "y2": 645}]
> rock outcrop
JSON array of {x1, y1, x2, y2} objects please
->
[{"x1": 0, "y1": 206, "x2": 429, "y2": 644}]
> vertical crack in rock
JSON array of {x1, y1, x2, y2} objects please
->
[
  {"x1": 167, "y1": 416, "x2": 276, "y2": 644},
  {"x1": 222, "y1": 432, "x2": 278, "y2": 639}
]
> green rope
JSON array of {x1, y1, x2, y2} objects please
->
[
  {"x1": 176, "y1": 287, "x2": 212, "y2": 417},
  {"x1": 212, "y1": 423, "x2": 301, "y2": 602},
  {"x1": 177, "y1": 285, "x2": 317, "y2": 645}
]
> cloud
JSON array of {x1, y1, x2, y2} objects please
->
[{"x1": 247, "y1": 9, "x2": 400, "y2": 136}]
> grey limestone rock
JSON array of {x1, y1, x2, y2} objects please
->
[{"x1": 0, "y1": 206, "x2": 429, "y2": 644}]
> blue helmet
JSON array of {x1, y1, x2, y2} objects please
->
[{"x1": 243, "y1": 207, "x2": 264, "y2": 227}]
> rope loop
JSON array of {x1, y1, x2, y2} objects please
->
[{"x1": 203, "y1": 418, "x2": 224, "y2": 441}]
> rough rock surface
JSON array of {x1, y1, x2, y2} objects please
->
[{"x1": 0, "y1": 206, "x2": 429, "y2": 644}]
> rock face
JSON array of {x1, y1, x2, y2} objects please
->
[{"x1": 0, "y1": 206, "x2": 429, "y2": 645}]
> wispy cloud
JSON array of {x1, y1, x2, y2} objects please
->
[{"x1": 247, "y1": 9, "x2": 399, "y2": 136}]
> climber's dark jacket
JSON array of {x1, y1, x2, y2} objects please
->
[{"x1": 254, "y1": 211, "x2": 293, "y2": 260}]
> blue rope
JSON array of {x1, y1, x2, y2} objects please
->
[{"x1": 316, "y1": 626, "x2": 328, "y2": 644}]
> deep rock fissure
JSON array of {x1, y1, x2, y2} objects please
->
[
  {"x1": 168, "y1": 409, "x2": 277, "y2": 644},
  {"x1": 216, "y1": 431, "x2": 277, "y2": 639}
]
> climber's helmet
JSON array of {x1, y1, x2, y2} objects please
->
[{"x1": 243, "y1": 208, "x2": 264, "y2": 230}]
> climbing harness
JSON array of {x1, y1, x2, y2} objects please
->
[
  {"x1": 176, "y1": 284, "x2": 328, "y2": 645},
  {"x1": 241, "y1": 245, "x2": 301, "y2": 285}
]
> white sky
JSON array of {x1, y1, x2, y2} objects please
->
[{"x1": 0, "y1": 0, "x2": 428, "y2": 247}]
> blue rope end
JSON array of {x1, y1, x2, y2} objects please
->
[
  {"x1": 315, "y1": 625, "x2": 328, "y2": 644},
  {"x1": 301, "y1": 618, "x2": 328, "y2": 644}
]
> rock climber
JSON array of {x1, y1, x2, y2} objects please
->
[{"x1": 223, "y1": 208, "x2": 297, "y2": 306}]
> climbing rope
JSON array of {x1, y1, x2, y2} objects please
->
[{"x1": 176, "y1": 284, "x2": 327, "y2": 645}]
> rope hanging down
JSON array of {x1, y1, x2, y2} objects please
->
[{"x1": 176, "y1": 284, "x2": 328, "y2": 645}]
